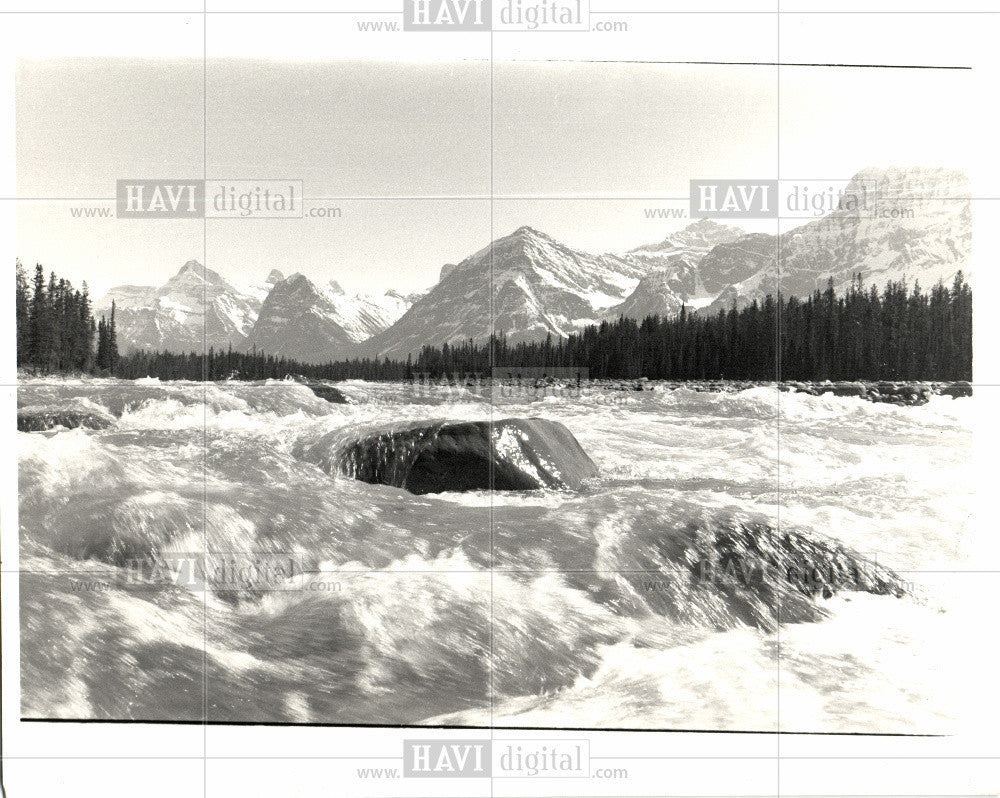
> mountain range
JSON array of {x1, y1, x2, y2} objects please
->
[
  {"x1": 96, "y1": 167, "x2": 971, "y2": 363},
  {"x1": 95, "y1": 266, "x2": 420, "y2": 358}
]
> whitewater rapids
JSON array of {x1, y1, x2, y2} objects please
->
[{"x1": 17, "y1": 378, "x2": 976, "y2": 732}]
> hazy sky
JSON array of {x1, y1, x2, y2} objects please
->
[{"x1": 16, "y1": 58, "x2": 973, "y2": 298}]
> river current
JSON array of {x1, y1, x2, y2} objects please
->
[{"x1": 17, "y1": 378, "x2": 976, "y2": 732}]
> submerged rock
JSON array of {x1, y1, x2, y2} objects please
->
[
  {"x1": 620, "y1": 517, "x2": 911, "y2": 632},
  {"x1": 17, "y1": 408, "x2": 115, "y2": 432},
  {"x1": 303, "y1": 383, "x2": 349, "y2": 404},
  {"x1": 826, "y1": 381, "x2": 867, "y2": 398},
  {"x1": 337, "y1": 418, "x2": 598, "y2": 494}
]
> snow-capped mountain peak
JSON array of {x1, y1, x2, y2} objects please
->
[
  {"x1": 630, "y1": 218, "x2": 745, "y2": 257},
  {"x1": 317, "y1": 281, "x2": 421, "y2": 343},
  {"x1": 696, "y1": 166, "x2": 971, "y2": 314},
  {"x1": 95, "y1": 260, "x2": 263, "y2": 353},
  {"x1": 363, "y1": 226, "x2": 656, "y2": 358},
  {"x1": 248, "y1": 274, "x2": 353, "y2": 362}
]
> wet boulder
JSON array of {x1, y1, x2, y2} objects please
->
[
  {"x1": 893, "y1": 384, "x2": 931, "y2": 406},
  {"x1": 633, "y1": 518, "x2": 910, "y2": 632},
  {"x1": 829, "y1": 381, "x2": 867, "y2": 398},
  {"x1": 338, "y1": 418, "x2": 599, "y2": 494},
  {"x1": 303, "y1": 383, "x2": 350, "y2": 404}
]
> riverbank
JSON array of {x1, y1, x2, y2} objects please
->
[{"x1": 456, "y1": 376, "x2": 973, "y2": 406}]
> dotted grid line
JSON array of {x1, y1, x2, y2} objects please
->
[
  {"x1": 198, "y1": 4, "x2": 209, "y2": 793},
  {"x1": 0, "y1": 7, "x2": 999, "y2": 12},
  {"x1": 775, "y1": 5, "x2": 783, "y2": 795},
  {"x1": 489, "y1": 23, "x2": 497, "y2": 798}
]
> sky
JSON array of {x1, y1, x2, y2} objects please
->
[{"x1": 15, "y1": 58, "x2": 974, "y2": 299}]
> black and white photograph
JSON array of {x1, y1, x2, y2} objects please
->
[{"x1": 2, "y1": 4, "x2": 998, "y2": 797}]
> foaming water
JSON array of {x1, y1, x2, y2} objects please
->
[{"x1": 17, "y1": 378, "x2": 973, "y2": 731}]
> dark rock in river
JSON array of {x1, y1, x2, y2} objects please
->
[
  {"x1": 337, "y1": 418, "x2": 599, "y2": 494},
  {"x1": 303, "y1": 383, "x2": 349, "y2": 404},
  {"x1": 826, "y1": 381, "x2": 867, "y2": 398},
  {"x1": 619, "y1": 515, "x2": 911, "y2": 632},
  {"x1": 785, "y1": 379, "x2": 951, "y2": 406},
  {"x1": 17, "y1": 409, "x2": 115, "y2": 432},
  {"x1": 940, "y1": 381, "x2": 973, "y2": 399}
]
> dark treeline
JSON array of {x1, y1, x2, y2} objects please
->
[
  {"x1": 15, "y1": 260, "x2": 119, "y2": 374},
  {"x1": 110, "y1": 272, "x2": 972, "y2": 383},
  {"x1": 114, "y1": 347, "x2": 412, "y2": 382},
  {"x1": 414, "y1": 273, "x2": 971, "y2": 382},
  {"x1": 467, "y1": 272, "x2": 971, "y2": 382}
]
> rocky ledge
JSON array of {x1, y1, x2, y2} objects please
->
[
  {"x1": 781, "y1": 380, "x2": 972, "y2": 406},
  {"x1": 485, "y1": 376, "x2": 973, "y2": 405}
]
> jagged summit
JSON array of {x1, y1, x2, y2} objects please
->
[
  {"x1": 96, "y1": 260, "x2": 417, "y2": 361},
  {"x1": 631, "y1": 219, "x2": 745, "y2": 255},
  {"x1": 367, "y1": 166, "x2": 970, "y2": 357},
  {"x1": 249, "y1": 274, "x2": 354, "y2": 362},
  {"x1": 508, "y1": 225, "x2": 548, "y2": 239},
  {"x1": 95, "y1": 260, "x2": 263, "y2": 354},
  {"x1": 687, "y1": 218, "x2": 731, "y2": 231},
  {"x1": 847, "y1": 165, "x2": 969, "y2": 189},
  {"x1": 168, "y1": 259, "x2": 227, "y2": 286},
  {"x1": 461, "y1": 225, "x2": 559, "y2": 264}
]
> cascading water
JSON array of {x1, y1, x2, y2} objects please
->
[{"x1": 17, "y1": 378, "x2": 974, "y2": 731}]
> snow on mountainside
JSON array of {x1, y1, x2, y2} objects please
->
[
  {"x1": 362, "y1": 226, "x2": 654, "y2": 359},
  {"x1": 629, "y1": 218, "x2": 747, "y2": 261},
  {"x1": 607, "y1": 219, "x2": 746, "y2": 320},
  {"x1": 95, "y1": 260, "x2": 265, "y2": 354},
  {"x1": 247, "y1": 273, "x2": 354, "y2": 362},
  {"x1": 367, "y1": 167, "x2": 971, "y2": 357},
  {"x1": 246, "y1": 273, "x2": 416, "y2": 362},
  {"x1": 321, "y1": 281, "x2": 421, "y2": 343},
  {"x1": 605, "y1": 168, "x2": 970, "y2": 323},
  {"x1": 93, "y1": 284, "x2": 158, "y2": 311},
  {"x1": 699, "y1": 166, "x2": 971, "y2": 315},
  {"x1": 242, "y1": 269, "x2": 285, "y2": 304}
]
